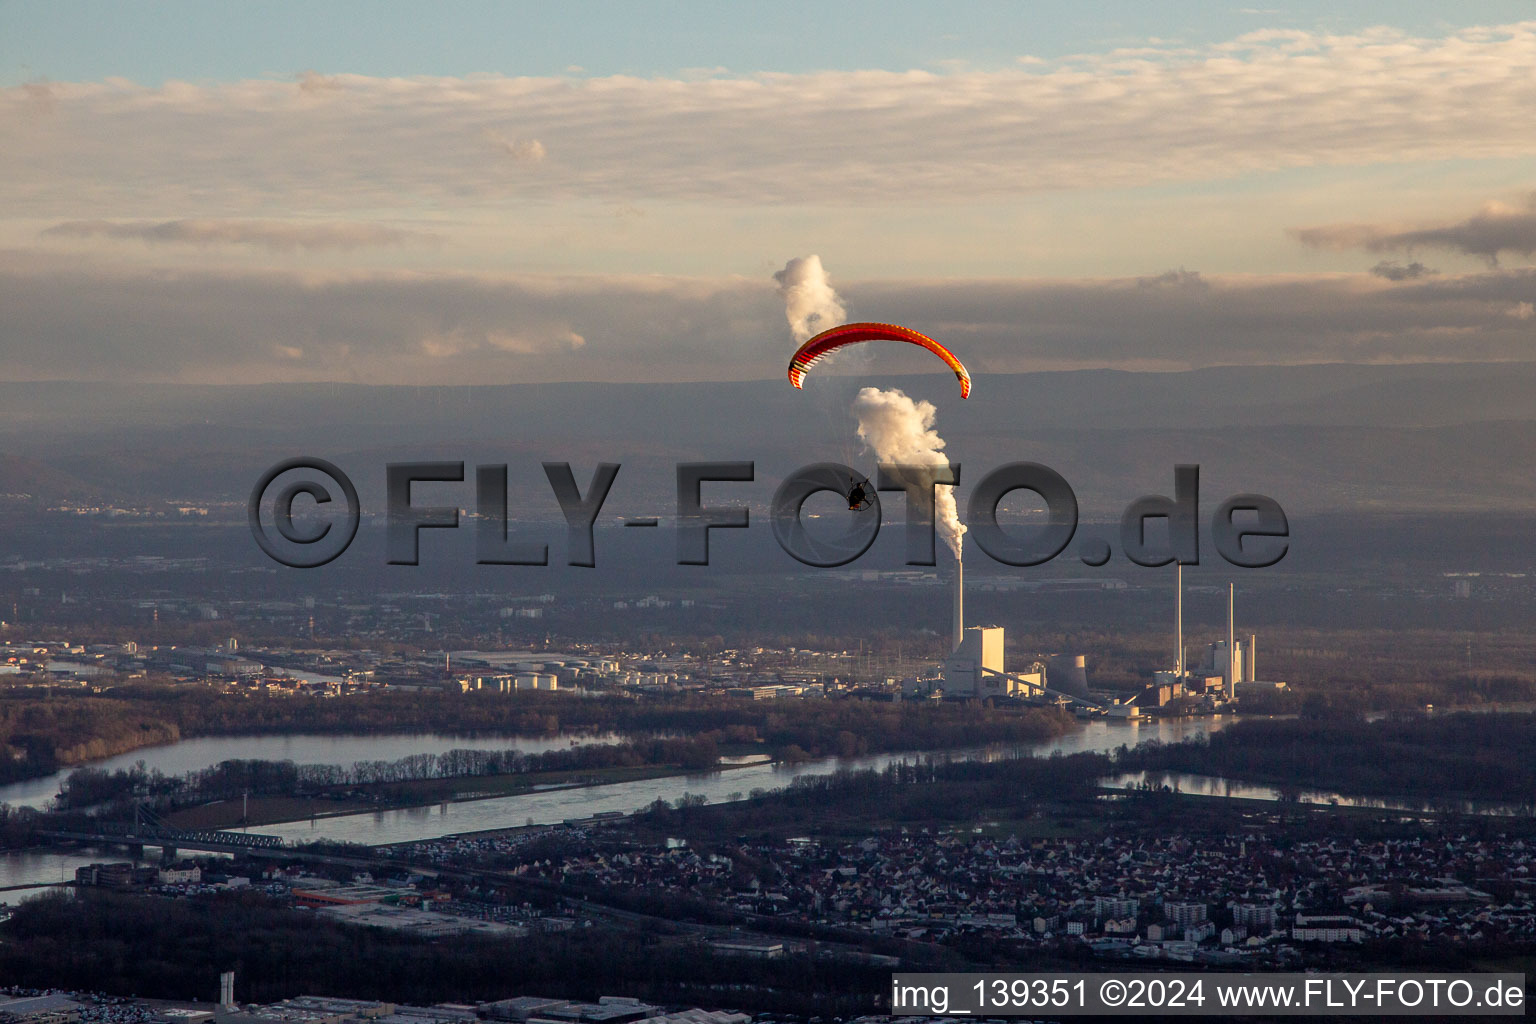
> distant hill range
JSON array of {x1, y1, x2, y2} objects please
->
[
  {"x1": 3, "y1": 361, "x2": 1535, "y2": 513},
  {"x1": 0, "y1": 453, "x2": 104, "y2": 504}
]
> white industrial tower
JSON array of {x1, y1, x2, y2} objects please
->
[
  {"x1": 1175, "y1": 562, "x2": 1184, "y2": 678},
  {"x1": 952, "y1": 539, "x2": 964, "y2": 652},
  {"x1": 1227, "y1": 582, "x2": 1236, "y2": 700}
]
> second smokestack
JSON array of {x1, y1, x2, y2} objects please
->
[
  {"x1": 953, "y1": 542, "x2": 964, "y2": 651},
  {"x1": 1175, "y1": 562, "x2": 1184, "y2": 677},
  {"x1": 1227, "y1": 582, "x2": 1236, "y2": 699}
]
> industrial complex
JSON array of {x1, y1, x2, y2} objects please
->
[{"x1": 934, "y1": 549, "x2": 1287, "y2": 715}]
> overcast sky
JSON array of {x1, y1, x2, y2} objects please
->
[{"x1": 3, "y1": 3, "x2": 1535, "y2": 384}]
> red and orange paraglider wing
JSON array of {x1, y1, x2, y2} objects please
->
[{"x1": 787, "y1": 322, "x2": 971, "y2": 398}]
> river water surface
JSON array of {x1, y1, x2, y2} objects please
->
[
  {"x1": 1, "y1": 715, "x2": 1232, "y2": 890},
  {"x1": 1104, "y1": 769, "x2": 1535, "y2": 817},
  {"x1": 0, "y1": 731, "x2": 630, "y2": 810},
  {"x1": 259, "y1": 716, "x2": 1233, "y2": 845}
]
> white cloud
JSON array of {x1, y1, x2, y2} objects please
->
[
  {"x1": 20, "y1": 79, "x2": 56, "y2": 115},
  {"x1": 774, "y1": 255, "x2": 846, "y2": 343},
  {"x1": 4, "y1": 22, "x2": 1535, "y2": 213},
  {"x1": 489, "y1": 133, "x2": 547, "y2": 163},
  {"x1": 296, "y1": 70, "x2": 344, "y2": 94},
  {"x1": 41, "y1": 218, "x2": 439, "y2": 251},
  {"x1": 485, "y1": 327, "x2": 585, "y2": 353}
]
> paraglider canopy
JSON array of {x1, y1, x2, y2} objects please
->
[{"x1": 787, "y1": 321, "x2": 971, "y2": 398}]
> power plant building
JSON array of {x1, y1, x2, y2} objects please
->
[
  {"x1": 1138, "y1": 576, "x2": 1288, "y2": 709},
  {"x1": 1200, "y1": 638, "x2": 1252, "y2": 688},
  {"x1": 941, "y1": 626, "x2": 1049, "y2": 699},
  {"x1": 942, "y1": 626, "x2": 1005, "y2": 698}
]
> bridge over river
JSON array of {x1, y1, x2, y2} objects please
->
[{"x1": 39, "y1": 805, "x2": 282, "y2": 858}]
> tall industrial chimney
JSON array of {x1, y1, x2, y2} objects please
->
[
  {"x1": 1246, "y1": 634, "x2": 1257, "y2": 682},
  {"x1": 1227, "y1": 583, "x2": 1236, "y2": 699},
  {"x1": 1175, "y1": 563, "x2": 1184, "y2": 677},
  {"x1": 952, "y1": 541, "x2": 964, "y2": 652}
]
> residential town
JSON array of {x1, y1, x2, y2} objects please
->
[{"x1": 384, "y1": 822, "x2": 1536, "y2": 966}]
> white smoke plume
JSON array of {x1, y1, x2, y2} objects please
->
[
  {"x1": 774, "y1": 254, "x2": 847, "y2": 343},
  {"x1": 775, "y1": 255, "x2": 965, "y2": 557},
  {"x1": 852, "y1": 386, "x2": 965, "y2": 558}
]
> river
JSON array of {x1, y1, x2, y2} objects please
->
[
  {"x1": 0, "y1": 715, "x2": 1234, "y2": 890},
  {"x1": 10, "y1": 710, "x2": 1530, "y2": 895},
  {"x1": 0, "y1": 731, "x2": 631, "y2": 810},
  {"x1": 1104, "y1": 769, "x2": 1536, "y2": 817},
  {"x1": 260, "y1": 715, "x2": 1233, "y2": 846}
]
